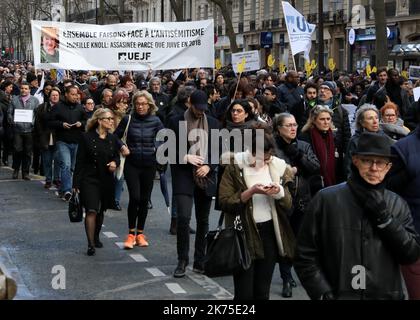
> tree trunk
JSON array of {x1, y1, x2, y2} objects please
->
[
  {"x1": 170, "y1": 0, "x2": 184, "y2": 21},
  {"x1": 372, "y1": 1, "x2": 388, "y2": 67},
  {"x1": 119, "y1": 0, "x2": 125, "y2": 23},
  {"x1": 99, "y1": 0, "x2": 104, "y2": 24},
  {"x1": 318, "y1": 0, "x2": 324, "y2": 72},
  {"x1": 209, "y1": 0, "x2": 239, "y2": 53}
]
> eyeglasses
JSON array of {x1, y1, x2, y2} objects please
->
[
  {"x1": 281, "y1": 123, "x2": 298, "y2": 129},
  {"x1": 359, "y1": 158, "x2": 390, "y2": 170},
  {"x1": 100, "y1": 117, "x2": 114, "y2": 121}
]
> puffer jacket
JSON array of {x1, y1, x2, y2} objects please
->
[
  {"x1": 295, "y1": 182, "x2": 420, "y2": 300},
  {"x1": 8, "y1": 95, "x2": 39, "y2": 133},
  {"x1": 114, "y1": 112, "x2": 164, "y2": 167},
  {"x1": 218, "y1": 152, "x2": 296, "y2": 261}
]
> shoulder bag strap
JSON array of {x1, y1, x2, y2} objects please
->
[{"x1": 121, "y1": 115, "x2": 131, "y2": 144}]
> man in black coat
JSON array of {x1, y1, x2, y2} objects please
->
[
  {"x1": 166, "y1": 89, "x2": 220, "y2": 278},
  {"x1": 48, "y1": 85, "x2": 87, "y2": 200},
  {"x1": 277, "y1": 71, "x2": 304, "y2": 111},
  {"x1": 148, "y1": 77, "x2": 171, "y2": 124},
  {"x1": 295, "y1": 132, "x2": 420, "y2": 300},
  {"x1": 374, "y1": 69, "x2": 411, "y2": 119}
]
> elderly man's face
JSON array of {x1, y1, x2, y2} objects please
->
[
  {"x1": 352, "y1": 155, "x2": 392, "y2": 185},
  {"x1": 318, "y1": 86, "x2": 333, "y2": 101}
]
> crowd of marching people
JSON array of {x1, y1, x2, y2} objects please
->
[{"x1": 0, "y1": 59, "x2": 420, "y2": 300}]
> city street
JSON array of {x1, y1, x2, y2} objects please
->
[{"x1": 0, "y1": 163, "x2": 309, "y2": 301}]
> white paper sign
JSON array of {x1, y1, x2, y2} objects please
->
[
  {"x1": 414, "y1": 87, "x2": 420, "y2": 103},
  {"x1": 232, "y1": 50, "x2": 260, "y2": 73},
  {"x1": 31, "y1": 20, "x2": 214, "y2": 71},
  {"x1": 14, "y1": 109, "x2": 34, "y2": 123}
]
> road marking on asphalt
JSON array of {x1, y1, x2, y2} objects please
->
[
  {"x1": 103, "y1": 231, "x2": 118, "y2": 238},
  {"x1": 115, "y1": 242, "x2": 124, "y2": 249},
  {"x1": 186, "y1": 267, "x2": 233, "y2": 299},
  {"x1": 145, "y1": 268, "x2": 166, "y2": 277},
  {"x1": 129, "y1": 254, "x2": 148, "y2": 262},
  {"x1": 165, "y1": 283, "x2": 186, "y2": 294}
]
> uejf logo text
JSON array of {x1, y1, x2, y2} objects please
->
[{"x1": 118, "y1": 52, "x2": 151, "y2": 61}]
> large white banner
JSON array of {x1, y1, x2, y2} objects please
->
[
  {"x1": 231, "y1": 50, "x2": 260, "y2": 73},
  {"x1": 31, "y1": 20, "x2": 214, "y2": 71},
  {"x1": 281, "y1": 1, "x2": 316, "y2": 61}
]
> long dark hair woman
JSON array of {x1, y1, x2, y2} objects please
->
[
  {"x1": 272, "y1": 113, "x2": 320, "y2": 298},
  {"x1": 215, "y1": 99, "x2": 257, "y2": 211},
  {"x1": 73, "y1": 108, "x2": 120, "y2": 256},
  {"x1": 114, "y1": 90, "x2": 164, "y2": 250}
]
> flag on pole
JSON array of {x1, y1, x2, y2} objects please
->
[
  {"x1": 281, "y1": 1, "x2": 316, "y2": 61},
  {"x1": 56, "y1": 69, "x2": 65, "y2": 83},
  {"x1": 34, "y1": 71, "x2": 45, "y2": 104}
]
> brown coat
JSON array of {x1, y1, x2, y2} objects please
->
[{"x1": 218, "y1": 152, "x2": 296, "y2": 261}]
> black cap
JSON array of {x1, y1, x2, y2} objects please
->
[
  {"x1": 352, "y1": 132, "x2": 396, "y2": 158},
  {"x1": 190, "y1": 90, "x2": 208, "y2": 111}
]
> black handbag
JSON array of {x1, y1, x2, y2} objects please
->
[
  {"x1": 68, "y1": 191, "x2": 83, "y2": 222},
  {"x1": 203, "y1": 212, "x2": 251, "y2": 278}
]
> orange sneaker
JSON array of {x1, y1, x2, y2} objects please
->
[
  {"x1": 124, "y1": 234, "x2": 136, "y2": 249},
  {"x1": 136, "y1": 234, "x2": 149, "y2": 247}
]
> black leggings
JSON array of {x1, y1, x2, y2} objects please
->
[
  {"x1": 233, "y1": 220, "x2": 279, "y2": 300},
  {"x1": 124, "y1": 161, "x2": 156, "y2": 230}
]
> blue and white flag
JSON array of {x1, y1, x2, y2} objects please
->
[
  {"x1": 56, "y1": 69, "x2": 65, "y2": 83},
  {"x1": 282, "y1": 1, "x2": 316, "y2": 61}
]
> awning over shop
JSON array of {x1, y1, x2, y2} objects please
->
[{"x1": 390, "y1": 43, "x2": 420, "y2": 56}]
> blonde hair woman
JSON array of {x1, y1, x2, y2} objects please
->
[
  {"x1": 73, "y1": 108, "x2": 120, "y2": 256},
  {"x1": 300, "y1": 105, "x2": 337, "y2": 188},
  {"x1": 114, "y1": 90, "x2": 164, "y2": 249}
]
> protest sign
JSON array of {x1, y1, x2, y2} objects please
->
[
  {"x1": 232, "y1": 50, "x2": 260, "y2": 73},
  {"x1": 31, "y1": 20, "x2": 214, "y2": 71},
  {"x1": 14, "y1": 110, "x2": 33, "y2": 123}
]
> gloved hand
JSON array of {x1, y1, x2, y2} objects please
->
[
  {"x1": 284, "y1": 143, "x2": 302, "y2": 160},
  {"x1": 364, "y1": 188, "x2": 392, "y2": 226}
]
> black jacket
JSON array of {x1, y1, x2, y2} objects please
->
[
  {"x1": 167, "y1": 113, "x2": 221, "y2": 197},
  {"x1": 48, "y1": 100, "x2": 87, "y2": 144},
  {"x1": 73, "y1": 130, "x2": 120, "y2": 210},
  {"x1": 274, "y1": 136, "x2": 320, "y2": 203},
  {"x1": 317, "y1": 97, "x2": 351, "y2": 182},
  {"x1": 114, "y1": 113, "x2": 164, "y2": 167},
  {"x1": 34, "y1": 102, "x2": 57, "y2": 150},
  {"x1": 295, "y1": 182, "x2": 420, "y2": 300},
  {"x1": 150, "y1": 91, "x2": 171, "y2": 124},
  {"x1": 277, "y1": 82, "x2": 304, "y2": 111},
  {"x1": 374, "y1": 85, "x2": 411, "y2": 119},
  {"x1": 0, "y1": 90, "x2": 11, "y2": 139},
  {"x1": 0, "y1": 103, "x2": 3, "y2": 137}
]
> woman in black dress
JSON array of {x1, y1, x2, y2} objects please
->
[{"x1": 73, "y1": 108, "x2": 120, "y2": 256}]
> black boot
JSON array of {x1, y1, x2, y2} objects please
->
[
  {"x1": 282, "y1": 281, "x2": 293, "y2": 298},
  {"x1": 12, "y1": 170, "x2": 19, "y2": 179},
  {"x1": 87, "y1": 246, "x2": 96, "y2": 256},
  {"x1": 173, "y1": 260, "x2": 188, "y2": 278},
  {"x1": 169, "y1": 218, "x2": 177, "y2": 235}
]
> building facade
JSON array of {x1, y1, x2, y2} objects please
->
[{"x1": 20, "y1": 0, "x2": 420, "y2": 71}]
